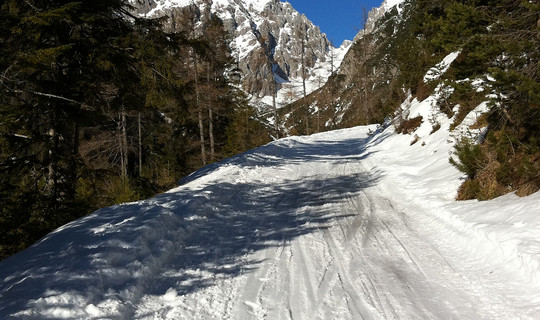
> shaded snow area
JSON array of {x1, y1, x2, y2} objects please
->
[{"x1": 2, "y1": 91, "x2": 540, "y2": 319}]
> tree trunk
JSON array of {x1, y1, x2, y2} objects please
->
[
  {"x1": 300, "y1": 21, "x2": 308, "y2": 134},
  {"x1": 120, "y1": 108, "x2": 128, "y2": 178},
  {"x1": 207, "y1": 62, "x2": 215, "y2": 161},
  {"x1": 209, "y1": 107, "x2": 215, "y2": 161},
  {"x1": 259, "y1": 35, "x2": 279, "y2": 139},
  {"x1": 138, "y1": 112, "x2": 142, "y2": 177},
  {"x1": 268, "y1": 61, "x2": 279, "y2": 139},
  {"x1": 273, "y1": 81, "x2": 279, "y2": 139},
  {"x1": 48, "y1": 125, "x2": 59, "y2": 204},
  {"x1": 301, "y1": 21, "x2": 307, "y2": 102},
  {"x1": 198, "y1": 107, "x2": 206, "y2": 165},
  {"x1": 193, "y1": 51, "x2": 206, "y2": 165},
  {"x1": 317, "y1": 108, "x2": 320, "y2": 132},
  {"x1": 301, "y1": 37, "x2": 306, "y2": 100},
  {"x1": 245, "y1": 107, "x2": 249, "y2": 149},
  {"x1": 68, "y1": 121, "x2": 80, "y2": 200},
  {"x1": 330, "y1": 45, "x2": 334, "y2": 76}
]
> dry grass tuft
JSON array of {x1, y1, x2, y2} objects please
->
[{"x1": 396, "y1": 116, "x2": 423, "y2": 134}]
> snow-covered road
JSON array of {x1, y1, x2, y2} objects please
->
[{"x1": 2, "y1": 122, "x2": 539, "y2": 319}]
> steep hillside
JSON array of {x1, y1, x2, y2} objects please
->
[
  {"x1": 1, "y1": 1, "x2": 540, "y2": 317},
  {"x1": 1, "y1": 90, "x2": 539, "y2": 318},
  {"x1": 1, "y1": 0, "x2": 279, "y2": 260},
  {"x1": 285, "y1": 0, "x2": 540, "y2": 199}
]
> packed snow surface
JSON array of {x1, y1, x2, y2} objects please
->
[{"x1": 1, "y1": 90, "x2": 540, "y2": 318}]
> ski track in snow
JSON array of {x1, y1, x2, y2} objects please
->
[{"x1": 1, "y1": 122, "x2": 539, "y2": 319}]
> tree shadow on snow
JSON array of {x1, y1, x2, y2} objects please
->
[
  {"x1": 180, "y1": 136, "x2": 374, "y2": 185},
  {"x1": 0, "y1": 138, "x2": 381, "y2": 319}
]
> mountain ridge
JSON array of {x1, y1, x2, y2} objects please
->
[{"x1": 131, "y1": 0, "x2": 351, "y2": 104}]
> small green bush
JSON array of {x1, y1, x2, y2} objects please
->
[{"x1": 450, "y1": 138, "x2": 485, "y2": 179}]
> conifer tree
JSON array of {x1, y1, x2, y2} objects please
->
[{"x1": 0, "y1": 0, "x2": 188, "y2": 259}]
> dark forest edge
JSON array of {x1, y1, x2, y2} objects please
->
[{"x1": 0, "y1": 0, "x2": 271, "y2": 260}]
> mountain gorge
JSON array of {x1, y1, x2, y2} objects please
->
[
  {"x1": 282, "y1": 0, "x2": 409, "y2": 131},
  {"x1": 1, "y1": 0, "x2": 540, "y2": 317}
]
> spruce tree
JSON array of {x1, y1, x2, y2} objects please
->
[{"x1": 0, "y1": 0, "x2": 187, "y2": 259}]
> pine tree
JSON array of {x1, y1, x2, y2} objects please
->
[{"x1": 0, "y1": 0, "x2": 189, "y2": 259}]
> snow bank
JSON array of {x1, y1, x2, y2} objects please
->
[{"x1": 362, "y1": 54, "x2": 540, "y2": 297}]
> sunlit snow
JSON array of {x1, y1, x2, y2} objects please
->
[{"x1": 1, "y1": 73, "x2": 539, "y2": 320}]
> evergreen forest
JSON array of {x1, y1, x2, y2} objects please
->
[
  {"x1": 393, "y1": 0, "x2": 540, "y2": 200},
  {"x1": 0, "y1": 0, "x2": 270, "y2": 259}
]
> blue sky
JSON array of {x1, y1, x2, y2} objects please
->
[{"x1": 284, "y1": 0, "x2": 385, "y2": 45}]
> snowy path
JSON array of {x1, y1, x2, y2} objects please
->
[{"x1": 1, "y1": 125, "x2": 539, "y2": 319}]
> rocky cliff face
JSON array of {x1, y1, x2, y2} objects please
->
[
  {"x1": 340, "y1": 0, "x2": 406, "y2": 83},
  {"x1": 131, "y1": 0, "x2": 349, "y2": 102}
]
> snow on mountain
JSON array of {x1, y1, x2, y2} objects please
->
[
  {"x1": 236, "y1": 0, "x2": 273, "y2": 13},
  {"x1": 382, "y1": 0, "x2": 406, "y2": 12},
  {"x1": 264, "y1": 40, "x2": 351, "y2": 107},
  {"x1": 360, "y1": 0, "x2": 406, "y2": 36},
  {"x1": 131, "y1": 0, "x2": 350, "y2": 109},
  {"x1": 424, "y1": 51, "x2": 461, "y2": 82},
  {"x1": 1, "y1": 52, "x2": 539, "y2": 319}
]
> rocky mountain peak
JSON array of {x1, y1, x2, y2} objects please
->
[{"x1": 131, "y1": 0, "x2": 350, "y2": 104}]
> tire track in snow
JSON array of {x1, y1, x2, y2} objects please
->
[
  {"x1": 374, "y1": 201, "x2": 430, "y2": 281},
  {"x1": 305, "y1": 160, "x2": 376, "y2": 320},
  {"x1": 232, "y1": 164, "x2": 293, "y2": 319},
  {"x1": 335, "y1": 174, "x2": 396, "y2": 319},
  {"x1": 234, "y1": 162, "x2": 310, "y2": 319},
  {"x1": 319, "y1": 227, "x2": 374, "y2": 320},
  {"x1": 235, "y1": 200, "x2": 286, "y2": 320},
  {"x1": 285, "y1": 208, "x2": 319, "y2": 320},
  {"x1": 344, "y1": 192, "x2": 394, "y2": 319},
  {"x1": 267, "y1": 167, "x2": 325, "y2": 320},
  {"x1": 231, "y1": 135, "x2": 381, "y2": 319},
  {"x1": 369, "y1": 191, "x2": 450, "y2": 318},
  {"x1": 353, "y1": 183, "x2": 493, "y2": 319},
  {"x1": 363, "y1": 196, "x2": 435, "y2": 319}
]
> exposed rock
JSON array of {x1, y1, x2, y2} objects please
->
[{"x1": 131, "y1": 0, "x2": 342, "y2": 101}]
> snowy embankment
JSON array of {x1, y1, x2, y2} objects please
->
[{"x1": 1, "y1": 57, "x2": 540, "y2": 319}]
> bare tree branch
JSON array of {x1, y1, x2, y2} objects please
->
[{"x1": 1, "y1": 73, "x2": 91, "y2": 108}]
